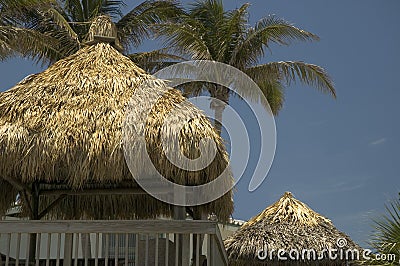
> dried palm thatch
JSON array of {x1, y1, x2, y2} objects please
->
[
  {"x1": 0, "y1": 39, "x2": 233, "y2": 220},
  {"x1": 84, "y1": 15, "x2": 123, "y2": 51},
  {"x1": 224, "y1": 192, "x2": 361, "y2": 265}
]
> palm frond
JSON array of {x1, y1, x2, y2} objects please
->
[
  {"x1": 49, "y1": 28, "x2": 80, "y2": 59},
  {"x1": 0, "y1": 25, "x2": 60, "y2": 62},
  {"x1": 29, "y1": 7, "x2": 80, "y2": 59},
  {"x1": 81, "y1": 0, "x2": 89, "y2": 20},
  {"x1": 155, "y1": 20, "x2": 212, "y2": 60},
  {"x1": 255, "y1": 16, "x2": 319, "y2": 44},
  {"x1": 368, "y1": 199, "x2": 400, "y2": 265},
  {"x1": 63, "y1": 0, "x2": 85, "y2": 22},
  {"x1": 0, "y1": 0, "x2": 55, "y2": 10},
  {"x1": 219, "y1": 2, "x2": 249, "y2": 63},
  {"x1": 231, "y1": 16, "x2": 319, "y2": 67},
  {"x1": 178, "y1": 82, "x2": 206, "y2": 98},
  {"x1": 85, "y1": 0, "x2": 124, "y2": 19},
  {"x1": 127, "y1": 49, "x2": 185, "y2": 73},
  {"x1": 189, "y1": 0, "x2": 224, "y2": 16},
  {"x1": 187, "y1": 0, "x2": 226, "y2": 60},
  {"x1": 0, "y1": 0, "x2": 54, "y2": 25},
  {"x1": 246, "y1": 61, "x2": 336, "y2": 98},
  {"x1": 188, "y1": 0, "x2": 225, "y2": 32},
  {"x1": 116, "y1": 0, "x2": 183, "y2": 50},
  {"x1": 87, "y1": 0, "x2": 100, "y2": 19},
  {"x1": 99, "y1": 0, "x2": 124, "y2": 19},
  {"x1": 44, "y1": 7, "x2": 79, "y2": 42},
  {"x1": 257, "y1": 79, "x2": 285, "y2": 115}
]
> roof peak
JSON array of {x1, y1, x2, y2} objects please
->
[
  {"x1": 283, "y1": 191, "x2": 293, "y2": 197},
  {"x1": 83, "y1": 15, "x2": 123, "y2": 52},
  {"x1": 244, "y1": 191, "x2": 331, "y2": 227}
]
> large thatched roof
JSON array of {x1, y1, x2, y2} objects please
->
[
  {"x1": 0, "y1": 20, "x2": 233, "y2": 220},
  {"x1": 224, "y1": 192, "x2": 361, "y2": 265}
]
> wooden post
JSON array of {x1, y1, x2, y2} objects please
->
[
  {"x1": 173, "y1": 186, "x2": 185, "y2": 266},
  {"x1": 192, "y1": 210, "x2": 208, "y2": 264},
  {"x1": 173, "y1": 206, "x2": 184, "y2": 266},
  {"x1": 81, "y1": 233, "x2": 92, "y2": 259},
  {"x1": 182, "y1": 234, "x2": 190, "y2": 265},
  {"x1": 173, "y1": 206, "x2": 185, "y2": 220},
  {"x1": 64, "y1": 233, "x2": 73, "y2": 266},
  {"x1": 28, "y1": 182, "x2": 40, "y2": 263},
  {"x1": 207, "y1": 234, "x2": 211, "y2": 266}
]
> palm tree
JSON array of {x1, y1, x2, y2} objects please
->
[
  {"x1": 368, "y1": 196, "x2": 400, "y2": 265},
  {"x1": 155, "y1": 0, "x2": 336, "y2": 132},
  {"x1": 0, "y1": 0, "x2": 57, "y2": 61},
  {"x1": 0, "y1": 0, "x2": 184, "y2": 69}
]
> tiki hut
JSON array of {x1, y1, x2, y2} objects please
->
[
  {"x1": 0, "y1": 16, "x2": 233, "y2": 221},
  {"x1": 224, "y1": 192, "x2": 361, "y2": 265}
]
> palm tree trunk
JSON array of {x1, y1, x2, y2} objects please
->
[
  {"x1": 210, "y1": 85, "x2": 230, "y2": 135},
  {"x1": 189, "y1": 86, "x2": 230, "y2": 264},
  {"x1": 213, "y1": 104, "x2": 224, "y2": 135}
]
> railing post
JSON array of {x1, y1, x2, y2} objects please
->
[
  {"x1": 64, "y1": 233, "x2": 73, "y2": 266},
  {"x1": 207, "y1": 234, "x2": 211, "y2": 266},
  {"x1": 182, "y1": 234, "x2": 190, "y2": 265},
  {"x1": 28, "y1": 183, "x2": 40, "y2": 264},
  {"x1": 211, "y1": 236, "x2": 218, "y2": 266},
  {"x1": 173, "y1": 184, "x2": 185, "y2": 266}
]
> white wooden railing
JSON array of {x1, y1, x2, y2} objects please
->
[{"x1": 0, "y1": 220, "x2": 228, "y2": 266}]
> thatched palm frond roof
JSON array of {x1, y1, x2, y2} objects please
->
[
  {"x1": 224, "y1": 192, "x2": 361, "y2": 265},
  {"x1": 0, "y1": 41, "x2": 233, "y2": 220}
]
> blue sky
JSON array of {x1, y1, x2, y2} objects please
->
[
  {"x1": 225, "y1": 0, "x2": 400, "y2": 248},
  {"x1": 1, "y1": 0, "x2": 399, "y2": 248}
]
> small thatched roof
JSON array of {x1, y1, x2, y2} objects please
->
[
  {"x1": 0, "y1": 18, "x2": 233, "y2": 220},
  {"x1": 84, "y1": 15, "x2": 122, "y2": 51},
  {"x1": 224, "y1": 192, "x2": 361, "y2": 265}
]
